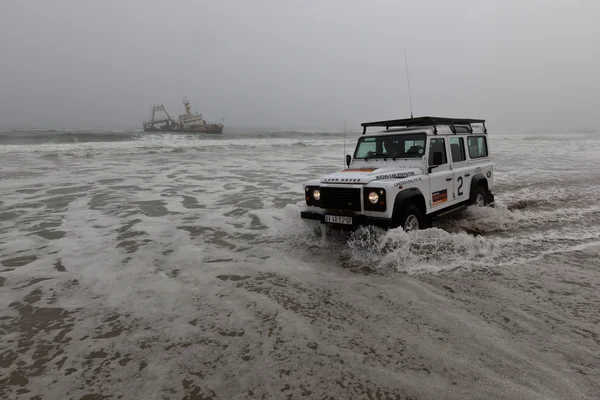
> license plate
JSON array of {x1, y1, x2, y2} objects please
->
[{"x1": 325, "y1": 215, "x2": 353, "y2": 225}]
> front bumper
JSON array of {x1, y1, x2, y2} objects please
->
[{"x1": 300, "y1": 211, "x2": 391, "y2": 229}]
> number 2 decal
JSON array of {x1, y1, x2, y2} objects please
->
[{"x1": 457, "y1": 176, "x2": 464, "y2": 196}]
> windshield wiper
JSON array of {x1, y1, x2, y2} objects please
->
[{"x1": 364, "y1": 153, "x2": 388, "y2": 160}]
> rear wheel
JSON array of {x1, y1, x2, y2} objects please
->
[
  {"x1": 471, "y1": 185, "x2": 492, "y2": 207},
  {"x1": 392, "y1": 204, "x2": 426, "y2": 232}
]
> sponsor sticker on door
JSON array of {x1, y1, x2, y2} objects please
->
[{"x1": 432, "y1": 189, "x2": 448, "y2": 206}]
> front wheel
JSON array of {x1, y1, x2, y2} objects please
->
[{"x1": 392, "y1": 204, "x2": 426, "y2": 232}]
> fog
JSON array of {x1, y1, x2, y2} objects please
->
[{"x1": 1, "y1": 0, "x2": 598, "y2": 132}]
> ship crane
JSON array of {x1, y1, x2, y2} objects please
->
[{"x1": 150, "y1": 105, "x2": 174, "y2": 124}]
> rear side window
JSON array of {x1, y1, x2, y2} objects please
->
[
  {"x1": 449, "y1": 137, "x2": 466, "y2": 162},
  {"x1": 467, "y1": 136, "x2": 488, "y2": 158}
]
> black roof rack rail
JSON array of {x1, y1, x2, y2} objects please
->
[{"x1": 360, "y1": 116, "x2": 487, "y2": 135}]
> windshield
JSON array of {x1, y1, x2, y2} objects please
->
[{"x1": 353, "y1": 133, "x2": 427, "y2": 160}]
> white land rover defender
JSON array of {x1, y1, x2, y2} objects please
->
[{"x1": 300, "y1": 116, "x2": 495, "y2": 231}]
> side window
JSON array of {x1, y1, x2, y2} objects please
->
[
  {"x1": 355, "y1": 137, "x2": 376, "y2": 158},
  {"x1": 449, "y1": 137, "x2": 466, "y2": 163},
  {"x1": 428, "y1": 138, "x2": 447, "y2": 165},
  {"x1": 467, "y1": 136, "x2": 488, "y2": 159}
]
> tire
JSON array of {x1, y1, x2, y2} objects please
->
[
  {"x1": 391, "y1": 204, "x2": 426, "y2": 232},
  {"x1": 471, "y1": 185, "x2": 491, "y2": 207}
]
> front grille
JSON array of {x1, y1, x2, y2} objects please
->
[{"x1": 320, "y1": 187, "x2": 361, "y2": 211}]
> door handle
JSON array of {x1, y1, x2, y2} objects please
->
[
  {"x1": 464, "y1": 174, "x2": 471, "y2": 177},
  {"x1": 446, "y1": 177, "x2": 452, "y2": 181}
]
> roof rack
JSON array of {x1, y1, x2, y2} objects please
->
[{"x1": 360, "y1": 116, "x2": 487, "y2": 135}]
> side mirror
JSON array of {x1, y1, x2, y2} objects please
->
[
  {"x1": 345, "y1": 154, "x2": 351, "y2": 168},
  {"x1": 428, "y1": 151, "x2": 443, "y2": 173}
]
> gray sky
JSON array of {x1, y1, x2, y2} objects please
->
[{"x1": 1, "y1": 0, "x2": 598, "y2": 131}]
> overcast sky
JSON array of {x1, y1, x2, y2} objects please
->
[{"x1": 1, "y1": 0, "x2": 598, "y2": 131}]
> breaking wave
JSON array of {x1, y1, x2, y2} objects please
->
[
  {"x1": 0, "y1": 130, "x2": 142, "y2": 145},
  {"x1": 0, "y1": 129, "x2": 345, "y2": 146}
]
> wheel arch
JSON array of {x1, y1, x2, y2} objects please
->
[
  {"x1": 393, "y1": 188, "x2": 426, "y2": 218},
  {"x1": 469, "y1": 173, "x2": 495, "y2": 205},
  {"x1": 390, "y1": 188, "x2": 427, "y2": 230},
  {"x1": 470, "y1": 174, "x2": 489, "y2": 194}
]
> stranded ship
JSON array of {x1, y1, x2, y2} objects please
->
[{"x1": 143, "y1": 98, "x2": 224, "y2": 134}]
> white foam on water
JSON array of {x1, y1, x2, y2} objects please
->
[
  {"x1": 256, "y1": 195, "x2": 600, "y2": 277},
  {"x1": 347, "y1": 226, "x2": 498, "y2": 273}
]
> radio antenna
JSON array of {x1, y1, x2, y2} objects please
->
[
  {"x1": 404, "y1": 45, "x2": 414, "y2": 118},
  {"x1": 343, "y1": 123, "x2": 347, "y2": 167}
]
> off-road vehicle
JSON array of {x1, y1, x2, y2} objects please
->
[{"x1": 300, "y1": 116, "x2": 495, "y2": 231}]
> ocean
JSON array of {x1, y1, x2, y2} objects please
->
[{"x1": 1, "y1": 129, "x2": 599, "y2": 399}]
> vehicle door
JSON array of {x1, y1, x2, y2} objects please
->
[
  {"x1": 449, "y1": 136, "x2": 470, "y2": 203},
  {"x1": 427, "y1": 137, "x2": 454, "y2": 211}
]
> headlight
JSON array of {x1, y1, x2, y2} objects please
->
[
  {"x1": 313, "y1": 189, "x2": 320, "y2": 201},
  {"x1": 368, "y1": 191, "x2": 379, "y2": 204}
]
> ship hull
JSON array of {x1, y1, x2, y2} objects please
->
[
  {"x1": 184, "y1": 124, "x2": 224, "y2": 134},
  {"x1": 142, "y1": 125, "x2": 224, "y2": 134},
  {"x1": 143, "y1": 122, "x2": 179, "y2": 133},
  {"x1": 143, "y1": 126, "x2": 172, "y2": 132}
]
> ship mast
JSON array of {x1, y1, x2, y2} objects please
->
[{"x1": 183, "y1": 97, "x2": 192, "y2": 116}]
